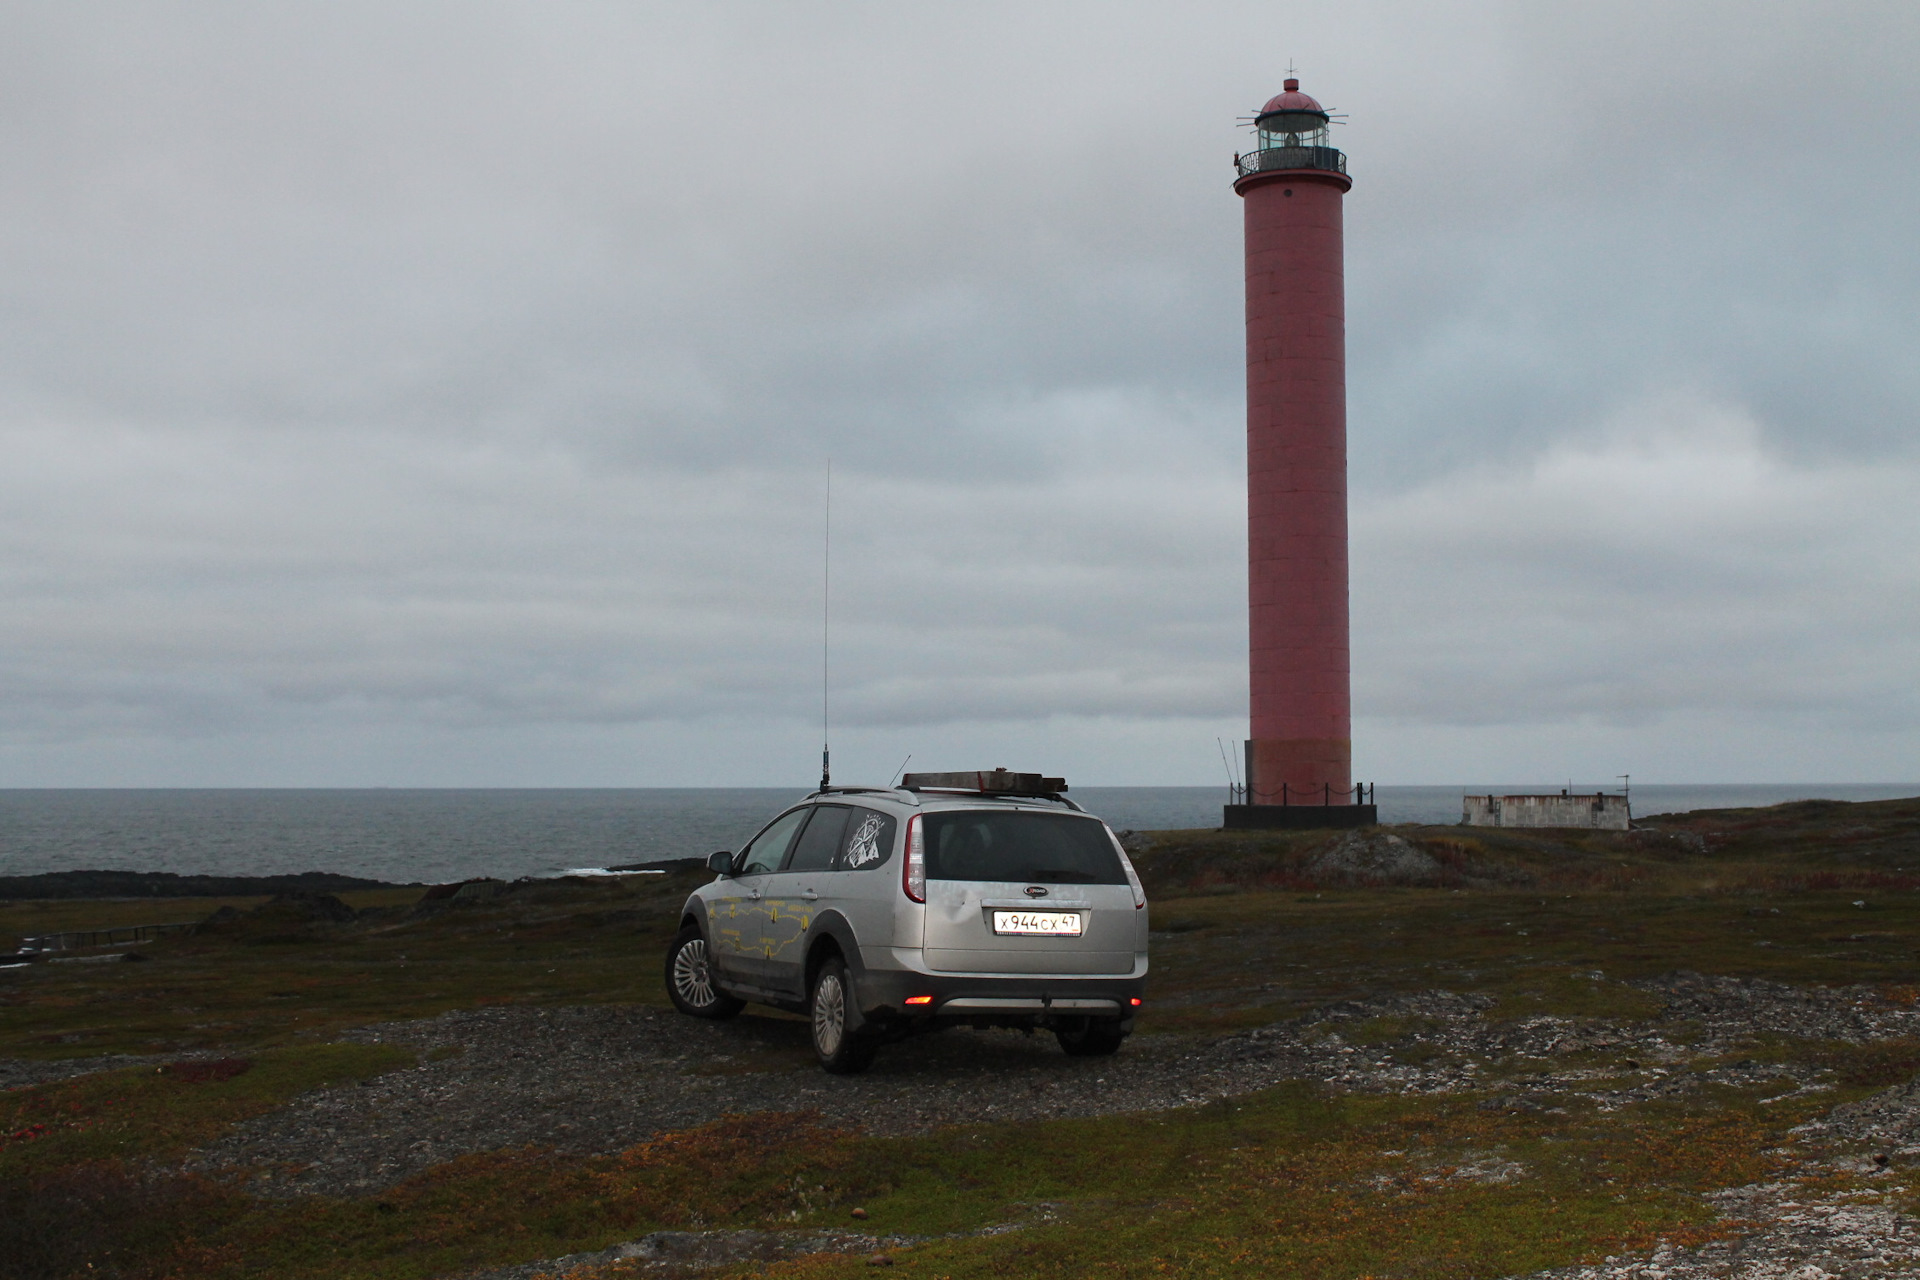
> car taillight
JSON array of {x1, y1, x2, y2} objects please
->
[
  {"x1": 1129, "y1": 997, "x2": 1143, "y2": 1007},
  {"x1": 903, "y1": 813, "x2": 925, "y2": 903},
  {"x1": 905, "y1": 994, "x2": 933, "y2": 1006},
  {"x1": 1109, "y1": 828, "x2": 1147, "y2": 910}
]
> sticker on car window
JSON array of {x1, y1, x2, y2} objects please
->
[{"x1": 842, "y1": 811, "x2": 891, "y2": 868}]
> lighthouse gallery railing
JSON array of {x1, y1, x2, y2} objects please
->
[{"x1": 1234, "y1": 146, "x2": 1348, "y2": 178}]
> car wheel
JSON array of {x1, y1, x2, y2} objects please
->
[
  {"x1": 809, "y1": 956, "x2": 877, "y2": 1074},
  {"x1": 1055, "y1": 1017, "x2": 1129, "y2": 1057},
  {"x1": 665, "y1": 924, "x2": 745, "y2": 1019}
]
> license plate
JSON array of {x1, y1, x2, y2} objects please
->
[{"x1": 991, "y1": 910, "x2": 1083, "y2": 936}]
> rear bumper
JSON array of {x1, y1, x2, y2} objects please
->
[{"x1": 855, "y1": 967, "x2": 1146, "y2": 1022}]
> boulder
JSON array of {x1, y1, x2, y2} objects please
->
[
  {"x1": 1308, "y1": 831, "x2": 1443, "y2": 886},
  {"x1": 258, "y1": 891, "x2": 357, "y2": 923}
]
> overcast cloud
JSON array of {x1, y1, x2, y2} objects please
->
[{"x1": 0, "y1": 0, "x2": 1914, "y2": 786}]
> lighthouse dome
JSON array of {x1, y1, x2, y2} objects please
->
[
  {"x1": 1255, "y1": 78, "x2": 1331, "y2": 141},
  {"x1": 1260, "y1": 79, "x2": 1324, "y2": 117}
]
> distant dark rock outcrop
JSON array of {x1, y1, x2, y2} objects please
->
[
  {"x1": 0, "y1": 869, "x2": 416, "y2": 900},
  {"x1": 193, "y1": 891, "x2": 363, "y2": 944},
  {"x1": 609, "y1": 858, "x2": 707, "y2": 873}
]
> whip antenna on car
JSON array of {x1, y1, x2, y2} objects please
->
[{"x1": 820, "y1": 459, "x2": 832, "y2": 791}]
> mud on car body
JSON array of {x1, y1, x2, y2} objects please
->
[{"x1": 664, "y1": 770, "x2": 1150, "y2": 1073}]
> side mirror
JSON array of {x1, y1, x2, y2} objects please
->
[{"x1": 707, "y1": 851, "x2": 735, "y2": 876}]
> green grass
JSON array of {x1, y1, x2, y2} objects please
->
[
  {"x1": 4, "y1": 1080, "x2": 1840, "y2": 1280},
  {"x1": 2, "y1": 796, "x2": 1918, "y2": 1279},
  {"x1": 1135, "y1": 882, "x2": 1918, "y2": 1037},
  {"x1": 0, "y1": 889, "x2": 426, "y2": 948},
  {"x1": 1, "y1": 1043, "x2": 414, "y2": 1280},
  {"x1": 0, "y1": 872, "x2": 706, "y2": 1060},
  {"x1": 1, "y1": 1043, "x2": 414, "y2": 1175},
  {"x1": 529, "y1": 1084, "x2": 1823, "y2": 1280}
]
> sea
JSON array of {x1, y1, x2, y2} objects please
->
[{"x1": 0, "y1": 785, "x2": 1913, "y2": 886}]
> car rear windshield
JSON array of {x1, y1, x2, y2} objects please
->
[{"x1": 921, "y1": 811, "x2": 1125, "y2": 885}]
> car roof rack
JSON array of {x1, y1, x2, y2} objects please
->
[
  {"x1": 902, "y1": 769, "x2": 1065, "y2": 795},
  {"x1": 899, "y1": 769, "x2": 1079, "y2": 809}
]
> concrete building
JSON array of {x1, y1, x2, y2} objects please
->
[
  {"x1": 1463, "y1": 794, "x2": 1632, "y2": 831},
  {"x1": 1225, "y1": 79, "x2": 1375, "y2": 830}
]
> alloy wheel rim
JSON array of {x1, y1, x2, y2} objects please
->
[
  {"x1": 673, "y1": 938, "x2": 716, "y2": 1007},
  {"x1": 813, "y1": 973, "x2": 845, "y2": 1055}
]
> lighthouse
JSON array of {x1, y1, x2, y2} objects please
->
[{"x1": 1227, "y1": 78, "x2": 1376, "y2": 829}]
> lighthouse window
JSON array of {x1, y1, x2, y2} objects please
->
[{"x1": 1284, "y1": 189, "x2": 1293, "y2": 197}]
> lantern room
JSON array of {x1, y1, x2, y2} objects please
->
[{"x1": 1235, "y1": 77, "x2": 1347, "y2": 180}]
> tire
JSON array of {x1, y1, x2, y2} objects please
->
[
  {"x1": 1055, "y1": 1017, "x2": 1129, "y2": 1057},
  {"x1": 665, "y1": 924, "x2": 745, "y2": 1020},
  {"x1": 809, "y1": 956, "x2": 878, "y2": 1074}
]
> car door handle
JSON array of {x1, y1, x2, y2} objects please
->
[{"x1": 801, "y1": 890, "x2": 819, "y2": 901}]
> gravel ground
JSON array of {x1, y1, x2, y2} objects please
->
[
  {"x1": 16, "y1": 971, "x2": 1920, "y2": 1278},
  {"x1": 1644, "y1": 972, "x2": 1920, "y2": 1046},
  {"x1": 472, "y1": 1059, "x2": 1920, "y2": 1280},
  {"x1": 1495, "y1": 982, "x2": 1920, "y2": 1280},
  {"x1": 1508, "y1": 1146, "x2": 1920, "y2": 1280},
  {"x1": 187, "y1": 1006, "x2": 1243, "y2": 1196},
  {"x1": 180, "y1": 971, "x2": 1920, "y2": 1202}
]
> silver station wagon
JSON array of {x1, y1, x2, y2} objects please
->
[{"x1": 664, "y1": 770, "x2": 1150, "y2": 1073}]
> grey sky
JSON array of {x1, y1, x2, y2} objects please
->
[{"x1": 1, "y1": 1, "x2": 1914, "y2": 786}]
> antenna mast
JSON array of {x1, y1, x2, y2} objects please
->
[{"x1": 820, "y1": 459, "x2": 831, "y2": 791}]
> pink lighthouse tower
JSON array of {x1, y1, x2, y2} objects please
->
[{"x1": 1227, "y1": 78, "x2": 1375, "y2": 829}]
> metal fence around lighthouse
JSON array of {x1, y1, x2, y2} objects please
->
[
  {"x1": 1226, "y1": 781, "x2": 1375, "y2": 808},
  {"x1": 1234, "y1": 146, "x2": 1347, "y2": 178}
]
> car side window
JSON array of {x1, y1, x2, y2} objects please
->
[
  {"x1": 785, "y1": 805, "x2": 849, "y2": 872},
  {"x1": 738, "y1": 808, "x2": 810, "y2": 876},
  {"x1": 838, "y1": 807, "x2": 897, "y2": 870}
]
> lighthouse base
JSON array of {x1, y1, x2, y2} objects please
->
[{"x1": 1223, "y1": 804, "x2": 1377, "y2": 831}]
